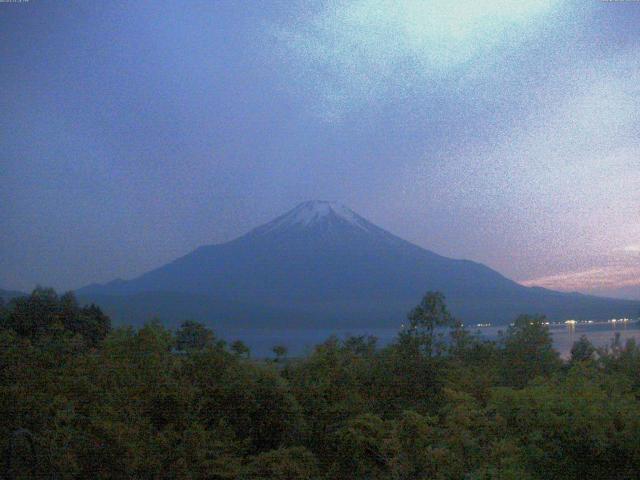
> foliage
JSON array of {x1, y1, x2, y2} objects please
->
[
  {"x1": 401, "y1": 291, "x2": 454, "y2": 356},
  {"x1": 245, "y1": 446, "x2": 319, "y2": 480},
  {"x1": 499, "y1": 314, "x2": 561, "y2": 387},
  {"x1": 570, "y1": 334, "x2": 596, "y2": 363},
  {"x1": 231, "y1": 340, "x2": 251, "y2": 358},
  {"x1": 1, "y1": 287, "x2": 110, "y2": 348},
  {"x1": 1, "y1": 288, "x2": 639, "y2": 478},
  {"x1": 176, "y1": 320, "x2": 219, "y2": 352},
  {"x1": 272, "y1": 345, "x2": 288, "y2": 362}
]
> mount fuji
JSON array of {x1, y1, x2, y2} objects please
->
[{"x1": 77, "y1": 201, "x2": 640, "y2": 328}]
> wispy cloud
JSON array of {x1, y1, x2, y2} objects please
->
[
  {"x1": 521, "y1": 265, "x2": 640, "y2": 291},
  {"x1": 269, "y1": 0, "x2": 567, "y2": 120},
  {"x1": 621, "y1": 244, "x2": 640, "y2": 254},
  {"x1": 521, "y1": 243, "x2": 639, "y2": 293}
]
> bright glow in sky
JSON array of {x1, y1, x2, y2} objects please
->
[
  {"x1": 275, "y1": 0, "x2": 564, "y2": 119},
  {"x1": 337, "y1": 0, "x2": 557, "y2": 61}
]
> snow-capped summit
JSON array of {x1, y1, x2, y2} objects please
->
[
  {"x1": 285, "y1": 201, "x2": 359, "y2": 227},
  {"x1": 249, "y1": 200, "x2": 379, "y2": 237}
]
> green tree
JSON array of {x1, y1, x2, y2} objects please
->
[
  {"x1": 0, "y1": 297, "x2": 8, "y2": 324},
  {"x1": 73, "y1": 303, "x2": 111, "y2": 348},
  {"x1": 2, "y1": 287, "x2": 60, "y2": 339},
  {"x1": 184, "y1": 349, "x2": 305, "y2": 453},
  {"x1": 231, "y1": 340, "x2": 250, "y2": 358},
  {"x1": 283, "y1": 336, "x2": 371, "y2": 459},
  {"x1": 490, "y1": 368, "x2": 640, "y2": 479},
  {"x1": 272, "y1": 345, "x2": 288, "y2": 362},
  {"x1": 343, "y1": 335, "x2": 378, "y2": 356},
  {"x1": 1, "y1": 288, "x2": 110, "y2": 348},
  {"x1": 246, "y1": 446, "x2": 319, "y2": 480},
  {"x1": 330, "y1": 414, "x2": 393, "y2": 479},
  {"x1": 401, "y1": 291, "x2": 453, "y2": 356},
  {"x1": 570, "y1": 335, "x2": 595, "y2": 363},
  {"x1": 175, "y1": 320, "x2": 215, "y2": 351},
  {"x1": 500, "y1": 314, "x2": 561, "y2": 388}
]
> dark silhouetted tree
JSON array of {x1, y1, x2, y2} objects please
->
[
  {"x1": 571, "y1": 335, "x2": 596, "y2": 362},
  {"x1": 231, "y1": 339, "x2": 250, "y2": 358},
  {"x1": 1, "y1": 288, "x2": 110, "y2": 347},
  {"x1": 500, "y1": 314, "x2": 560, "y2": 387},
  {"x1": 272, "y1": 344, "x2": 288, "y2": 362},
  {"x1": 175, "y1": 320, "x2": 215, "y2": 351},
  {"x1": 402, "y1": 291, "x2": 453, "y2": 356}
]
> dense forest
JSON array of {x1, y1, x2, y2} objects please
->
[{"x1": 1, "y1": 288, "x2": 640, "y2": 479}]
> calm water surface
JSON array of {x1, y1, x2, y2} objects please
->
[{"x1": 225, "y1": 321, "x2": 640, "y2": 359}]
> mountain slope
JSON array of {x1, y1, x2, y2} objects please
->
[
  {"x1": 0, "y1": 288, "x2": 26, "y2": 302},
  {"x1": 78, "y1": 201, "x2": 640, "y2": 327}
]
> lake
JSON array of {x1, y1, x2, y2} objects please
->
[{"x1": 223, "y1": 321, "x2": 640, "y2": 359}]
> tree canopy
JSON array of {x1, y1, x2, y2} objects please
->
[{"x1": 1, "y1": 288, "x2": 639, "y2": 478}]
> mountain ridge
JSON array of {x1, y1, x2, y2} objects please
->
[
  {"x1": 0, "y1": 288, "x2": 26, "y2": 302},
  {"x1": 77, "y1": 201, "x2": 640, "y2": 328}
]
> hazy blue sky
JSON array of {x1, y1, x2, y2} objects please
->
[{"x1": 2, "y1": 0, "x2": 639, "y2": 299}]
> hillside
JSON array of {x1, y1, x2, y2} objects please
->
[
  {"x1": 78, "y1": 201, "x2": 640, "y2": 327},
  {"x1": 0, "y1": 288, "x2": 26, "y2": 302}
]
